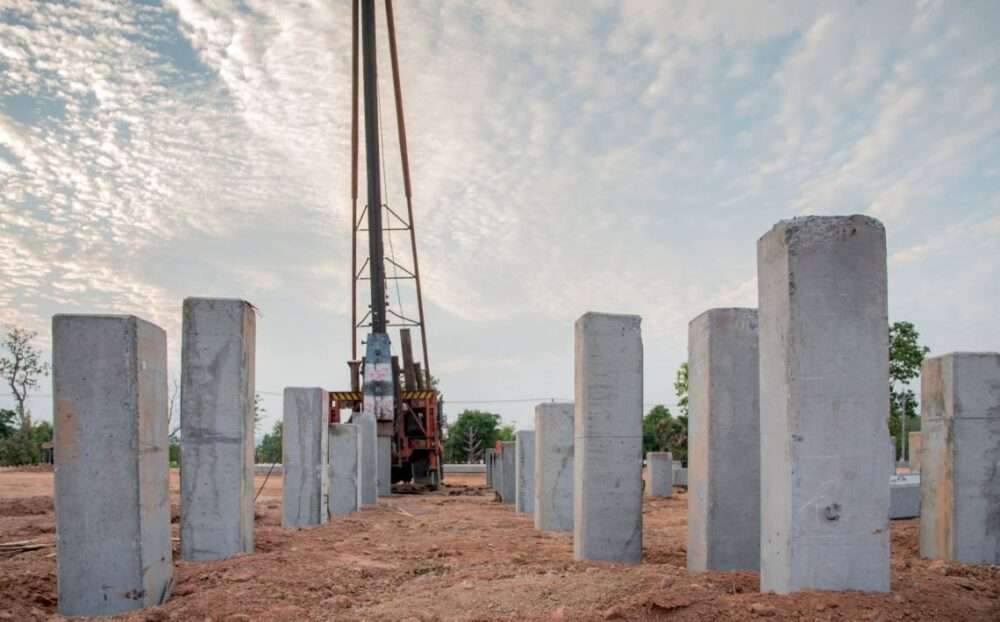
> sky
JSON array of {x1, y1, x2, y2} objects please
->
[{"x1": 1, "y1": 0, "x2": 999, "y2": 436}]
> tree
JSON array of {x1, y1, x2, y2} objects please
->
[
  {"x1": 674, "y1": 362, "x2": 689, "y2": 418},
  {"x1": 444, "y1": 410, "x2": 505, "y2": 463},
  {"x1": 0, "y1": 327, "x2": 50, "y2": 428},
  {"x1": 166, "y1": 376, "x2": 180, "y2": 440},
  {"x1": 0, "y1": 409, "x2": 15, "y2": 439},
  {"x1": 253, "y1": 392, "x2": 265, "y2": 433},
  {"x1": 463, "y1": 427, "x2": 482, "y2": 464},
  {"x1": 643, "y1": 404, "x2": 672, "y2": 455},
  {"x1": 257, "y1": 420, "x2": 282, "y2": 464},
  {"x1": 889, "y1": 321, "x2": 929, "y2": 461},
  {"x1": 496, "y1": 424, "x2": 515, "y2": 442}
]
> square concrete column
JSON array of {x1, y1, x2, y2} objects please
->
[
  {"x1": 908, "y1": 431, "x2": 922, "y2": 472},
  {"x1": 357, "y1": 413, "x2": 378, "y2": 506},
  {"x1": 919, "y1": 352, "x2": 1000, "y2": 564},
  {"x1": 687, "y1": 307, "x2": 760, "y2": 571},
  {"x1": 758, "y1": 216, "x2": 890, "y2": 593},
  {"x1": 377, "y1": 435, "x2": 392, "y2": 497},
  {"x1": 515, "y1": 430, "x2": 535, "y2": 513},
  {"x1": 53, "y1": 315, "x2": 173, "y2": 616},
  {"x1": 500, "y1": 441, "x2": 516, "y2": 504},
  {"x1": 485, "y1": 448, "x2": 495, "y2": 487},
  {"x1": 647, "y1": 452, "x2": 673, "y2": 497},
  {"x1": 493, "y1": 445, "x2": 504, "y2": 497},
  {"x1": 534, "y1": 403, "x2": 574, "y2": 532},
  {"x1": 282, "y1": 388, "x2": 329, "y2": 527},
  {"x1": 574, "y1": 312, "x2": 643, "y2": 563},
  {"x1": 328, "y1": 423, "x2": 359, "y2": 516},
  {"x1": 180, "y1": 298, "x2": 255, "y2": 561}
]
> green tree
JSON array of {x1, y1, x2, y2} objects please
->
[
  {"x1": 257, "y1": 420, "x2": 282, "y2": 464},
  {"x1": 444, "y1": 410, "x2": 505, "y2": 463},
  {"x1": 674, "y1": 362, "x2": 689, "y2": 418},
  {"x1": 496, "y1": 424, "x2": 515, "y2": 442},
  {"x1": 889, "y1": 321, "x2": 929, "y2": 461},
  {"x1": 32, "y1": 420, "x2": 52, "y2": 445},
  {"x1": 0, "y1": 327, "x2": 49, "y2": 428},
  {"x1": 0, "y1": 409, "x2": 15, "y2": 439},
  {"x1": 643, "y1": 404, "x2": 672, "y2": 455}
]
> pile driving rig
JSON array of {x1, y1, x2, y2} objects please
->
[{"x1": 329, "y1": 0, "x2": 444, "y2": 487}]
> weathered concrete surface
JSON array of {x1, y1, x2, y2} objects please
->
[
  {"x1": 492, "y1": 446, "x2": 503, "y2": 495},
  {"x1": 687, "y1": 307, "x2": 760, "y2": 572},
  {"x1": 180, "y1": 298, "x2": 255, "y2": 561},
  {"x1": 500, "y1": 441, "x2": 516, "y2": 504},
  {"x1": 534, "y1": 402, "x2": 574, "y2": 532},
  {"x1": 890, "y1": 475, "x2": 920, "y2": 520},
  {"x1": 908, "y1": 431, "x2": 922, "y2": 472},
  {"x1": 484, "y1": 449, "x2": 495, "y2": 486},
  {"x1": 377, "y1": 435, "x2": 391, "y2": 497},
  {"x1": 515, "y1": 430, "x2": 535, "y2": 513},
  {"x1": 357, "y1": 413, "x2": 378, "y2": 506},
  {"x1": 673, "y1": 467, "x2": 688, "y2": 487},
  {"x1": 647, "y1": 452, "x2": 673, "y2": 497},
  {"x1": 282, "y1": 388, "x2": 328, "y2": 527},
  {"x1": 328, "y1": 423, "x2": 359, "y2": 516},
  {"x1": 758, "y1": 216, "x2": 890, "y2": 593},
  {"x1": 53, "y1": 315, "x2": 173, "y2": 616},
  {"x1": 919, "y1": 352, "x2": 1000, "y2": 564},
  {"x1": 574, "y1": 312, "x2": 643, "y2": 563}
]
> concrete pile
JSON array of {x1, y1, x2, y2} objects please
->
[{"x1": 50, "y1": 298, "x2": 371, "y2": 616}]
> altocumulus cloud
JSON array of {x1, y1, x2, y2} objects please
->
[{"x1": 1, "y1": 0, "x2": 998, "y2": 430}]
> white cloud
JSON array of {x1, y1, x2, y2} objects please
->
[{"x1": 2, "y1": 0, "x2": 999, "y2": 428}]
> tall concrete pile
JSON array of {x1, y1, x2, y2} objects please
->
[
  {"x1": 180, "y1": 298, "x2": 256, "y2": 561},
  {"x1": 758, "y1": 215, "x2": 890, "y2": 593},
  {"x1": 515, "y1": 430, "x2": 535, "y2": 513},
  {"x1": 920, "y1": 352, "x2": 1000, "y2": 564},
  {"x1": 573, "y1": 312, "x2": 643, "y2": 563},
  {"x1": 534, "y1": 402, "x2": 574, "y2": 532},
  {"x1": 646, "y1": 452, "x2": 673, "y2": 497},
  {"x1": 499, "y1": 440, "x2": 516, "y2": 504},
  {"x1": 53, "y1": 315, "x2": 174, "y2": 616},
  {"x1": 687, "y1": 308, "x2": 759, "y2": 571},
  {"x1": 282, "y1": 388, "x2": 329, "y2": 527}
]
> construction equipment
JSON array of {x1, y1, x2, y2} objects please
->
[{"x1": 329, "y1": 0, "x2": 444, "y2": 488}]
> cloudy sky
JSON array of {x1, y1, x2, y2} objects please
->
[{"x1": 1, "y1": 0, "x2": 998, "y2": 434}]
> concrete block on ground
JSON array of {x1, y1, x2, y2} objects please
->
[
  {"x1": 444, "y1": 463, "x2": 486, "y2": 474},
  {"x1": 53, "y1": 315, "x2": 173, "y2": 616},
  {"x1": 534, "y1": 402, "x2": 574, "y2": 532},
  {"x1": 180, "y1": 298, "x2": 255, "y2": 561},
  {"x1": 328, "y1": 423, "x2": 359, "y2": 516},
  {"x1": 377, "y1": 435, "x2": 391, "y2": 497},
  {"x1": 890, "y1": 477, "x2": 920, "y2": 520},
  {"x1": 499, "y1": 441, "x2": 516, "y2": 504},
  {"x1": 908, "y1": 431, "x2": 922, "y2": 472},
  {"x1": 574, "y1": 312, "x2": 643, "y2": 563},
  {"x1": 758, "y1": 216, "x2": 890, "y2": 593},
  {"x1": 282, "y1": 388, "x2": 328, "y2": 527},
  {"x1": 919, "y1": 352, "x2": 1000, "y2": 564},
  {"x1": 687, "y1": 308, "x2": 760, "y2": 571},
  {"x1": 647, "y1": 452, "x2": 673, "y2": 497},
  {"x1": 356, "y1": 413, "x2": 377, "y2": 506},
  {"x1": 515, "y1": 430, "x2": 535, "y2": 513},
  {"x1": 674, "y1": 467, "x2": 688, "y2": 487}
]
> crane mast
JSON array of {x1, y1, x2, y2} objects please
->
[
  {"x1": 359, "y1": 0, "x2": 394, "y2": 424},
  {"x1": 331, "y1": 0, "x2": 442, "y2": 490}
]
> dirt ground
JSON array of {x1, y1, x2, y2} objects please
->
[{"x1": 1, "y1": 468, "x2": 998, "y2": 621}]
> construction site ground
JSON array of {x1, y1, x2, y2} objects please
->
[{"x1": 1, "y1": 467, "x2": 998, "y2": 621}]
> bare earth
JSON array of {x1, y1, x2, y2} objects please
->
[{"x1": 1, "y1": 468, "x2": 998, "y2": 621}]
